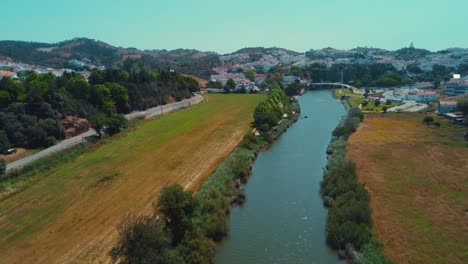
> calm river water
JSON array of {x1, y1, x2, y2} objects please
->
[{"x1": 215, "y1": 90, "x2": 346, "y2": 264}]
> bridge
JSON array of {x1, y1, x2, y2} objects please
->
[{"x1": 308, "y1": 82, "x2": 354, "y2": 89}]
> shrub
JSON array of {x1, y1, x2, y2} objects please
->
[
  {"x1": 110, "y1": 216, "x2": 182, "y2": 264},
  {"x1": 423, "y1": 116, "x2": 434, "y2": 125},
  {"x1": 0, "y1": 159, "x2": 5, "y2": 175}
]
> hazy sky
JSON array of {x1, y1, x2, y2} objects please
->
[{"x1": 2, "y1": 0, "x2": 467, "y2": 53}]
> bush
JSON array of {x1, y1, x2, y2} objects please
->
[
  {"x1": 0, "y1": 159, "x2": 5, "y2": 175},
  {"x1": 110, "y1": 216, "x2": 182, "y2": 264},
  {"x1": 157, "y1": 184, "x2": 197, "y2": 244},
  {"x1": 423, "y1": 116, "x2": 434, "y2": 125}
]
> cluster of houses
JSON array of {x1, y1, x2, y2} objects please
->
[
  {"x1": 0, "y1": 57, "x2": 96, "y2": 80},
  {"x1": 442, "y1": 76, "x2": 468, "y2": 96}
]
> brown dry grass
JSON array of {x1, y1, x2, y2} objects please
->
[
  {"x1": 0, "y1": 148, "x2": 41, "y2": 163},
  {"x1": 0, "y1": 94, "x2": 264, "y2": 263},
  {"x1": 347, "y1": 113, "x2": 468, "y2": 264}
]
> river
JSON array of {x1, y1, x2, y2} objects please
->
[{"x1": 215, "y1": 90, "x2": 346, "y2": 264}]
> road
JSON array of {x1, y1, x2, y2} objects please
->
[{"x1": 5, "y1": 94, "x2": 204, "y2": 173}]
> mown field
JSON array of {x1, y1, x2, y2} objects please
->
[
  {"x1": 347, "y1": 113, "x2": 468, "y2": 264},
  {"x1": 0, "y1": 94, "x2": 265, "y2": 264}
]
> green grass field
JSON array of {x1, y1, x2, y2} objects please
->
[
  {"x1": 334, "y1": 88, "x2": 365, "y2": 108},
  {"x1": 348, "y1": 113, "x2": 468, "y2": 264},
  {"x1": 0, "y1": 94, "x2": 265, "y2": 263}
]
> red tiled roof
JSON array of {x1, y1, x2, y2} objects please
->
[
  {"x1": 0, "y1": 71, "x2": 15, "y2": 77},
  {"x1": 439, "y1": 101, "x2": 457, "y2": 106}
]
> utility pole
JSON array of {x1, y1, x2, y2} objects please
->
[{"x1": 340, "y1": 69, "x2": 344, "y2": 84}]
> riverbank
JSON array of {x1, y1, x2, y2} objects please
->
[
  {"x1": 195, "y1": 98, "x2": 300, "y2": 244},
  {"x1": 321, "y1": 104, "x2": 390, "y2": 263},
  {"x1": 215, "y1": 90, "x2": 346, "y2": 263}
]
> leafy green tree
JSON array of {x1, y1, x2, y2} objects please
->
[
  {"x1": 90, "y1": 113, "x2": 108, "y2": 137},
  {"x1": 66, "y1": 76, "x2": 90, "y2": 100},
  {"x1": 89, "y1": 84, "x2": 111, "y2": 109},
  {"x1": 106, "y1": 83, "x2": 130, "y2": 113},
  {"x1": 110, "y1": 216, "x2": 183, "y2": 264},
  {"x1": 89, "y1": 70, "x2": 105, "y2": 85},
  {"x1": 157, "y1": 184, "x2": 197, "y2": 244},
  {"x1": 207, "y1": 80, "x2": 222, "y2": 89},
  {"x1": 224, "y1": 78, "x2": 236, "y2": 93},
  {"x1": 0, "y1": 131, "x2": 11, "y2": 153},
  {"x1": 105, "y1": 114, "x2": 128, "y2": 136},
  {"x1": 374, "y1": 99, "x2": 381, "y2": 107},
  {"x1": 458, "y1": 98, "x2": 468, "y2": 114},
  {"x1": 177, "y1": 232, "x2": 215, "y2": 264}
]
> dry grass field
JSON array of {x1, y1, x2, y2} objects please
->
[
  {"x1": 0, "y1": 94, "x2": 264, "y2": 264},
  {"x1": 347, "y1": 113, "x2": 468, "y2": 264}
]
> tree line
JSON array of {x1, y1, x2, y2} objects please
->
[
  {"x1": 322, "y1": 108, "x2": 390, "y2": 263},
  {"x1": 0, "y1": 63, "x2": 199, "y2": 152},
  {"x1": 253, "y1": 83, "x2": 289, "y2": 133}
]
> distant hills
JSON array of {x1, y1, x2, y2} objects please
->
[
  {"x1": 0, "y1": 38, "x2": 467, "y2": 79},
  {"x1": 0, "y1": 38, "x2": 219, "y2": 78}
]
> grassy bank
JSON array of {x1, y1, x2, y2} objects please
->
[
  {"x1": 321, "y1": 106, "x2": 391, "y2": 263},
  {"x1": 0, "y1": 94, "x2": 264, "y2": 263}
]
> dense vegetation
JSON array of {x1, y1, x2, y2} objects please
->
[
  {"x1": 253, "y1": 83, "x2": 289, "y2": 133},
  {"x1": 322, "y1": 108, "x2": 390, "y2": 263},
  {"x1": 0, "y1": 64, "x2": 198, "y2": 152}
]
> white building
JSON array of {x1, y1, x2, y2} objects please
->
[
  {"x1": 405, "y1": 90, "x2": 436, "y2": 103},
  {"x1": 443, "y1": 78, "x2": 468, "y2": 96}
]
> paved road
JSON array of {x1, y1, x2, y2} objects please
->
[{"x1": 5, "y1": 94, "x2": 204, "y2": 173}]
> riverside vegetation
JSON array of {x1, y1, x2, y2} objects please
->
[
  {"x1": 110, "y1": 83, "x2": 299, "y2": 264},
  {"x1": 321, "y1": 106, "x2": 390, "y2": 263}
]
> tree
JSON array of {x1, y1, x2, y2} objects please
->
[
  {"x1": 224, "y1": 78, "x2": 236, "y2": 93},
  {"x1": 0, "y1": 158, "x2": 5, "y2": 175},
  {"x1": 0, "y1": 130, "x2": 11, "y2": 153},
  {"x1": 157, "y1": 184, "x2": 197, "y2": 244},
  {"x1": 110, "y1": 216, "x2": 183, "y2": 264},
  {"x1": 176, "y1": 232, "x2": 215, "y2": 264},
  {"x1": 105, "y1": 114, "x2": 128, "y2": 136},
  {"x1": 90, "y1": 113, "x2": 108, "y2": 137},
  {"x1": 382, "y1": 106, "x2": 388, "y2": 113},
  {"x1": 386, "y1": 99, "x2": 392, "y2": 105},
  {"x1": 88, "y1": 70, "x2": 105, "y2": 85},
  {"x1": 374, "y1": 99, "x2": 381, "y2": 107},
  {"x1": 423, "y1": 116, "x2": 434, "y2": 125},
  {"x1": 458, "y1": 98, "x2": 468, "y2": 115},
  {"x1": 106, "y1": 83, "x2": 130, "y2": 113},
  {"x1": 206, "y1": 80, "x2": 222, "y2": 89},
  {"x1": 66, "y1": 76, "x2": 90, "y2": 100}
]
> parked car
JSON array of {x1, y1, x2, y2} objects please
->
[{"x1": 4, "y1": 148, "x2": 17, "y2": 155}]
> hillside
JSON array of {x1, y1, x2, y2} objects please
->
[{"x1": 0, "y1": 38, "x2": 219, "y2": 78}]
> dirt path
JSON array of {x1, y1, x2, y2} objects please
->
[{"x1": 0, "y1": 94, "x2": 264, "y2": 263}]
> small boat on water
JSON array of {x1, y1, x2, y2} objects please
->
[{"x1": 304, "y1": 115, "x2": 308, "y2": 118}]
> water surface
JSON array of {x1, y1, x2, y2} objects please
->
[{"x1": 215, "y1": 90, "x2": 346, "y2": 264}]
